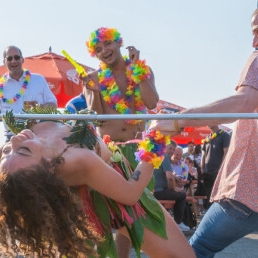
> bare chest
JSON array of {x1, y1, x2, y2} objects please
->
[{"x1": 113, "y1": 73, "x2": 130, "y2": 96}]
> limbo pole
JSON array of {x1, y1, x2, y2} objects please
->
[{"x1": 2, "y1": 113, "x2": 258, "y2": 121}]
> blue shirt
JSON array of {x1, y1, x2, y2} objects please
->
[
  {"x1": 65, "y1": 93, "x2": 87, "y2": 114},
  {"x1": 171, "y1": 161, "x2": 189, "y2": 179}
]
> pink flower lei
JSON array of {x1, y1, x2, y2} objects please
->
[
  {"x1": 0, "y1": 69, "x2": 30, "y2": 104},
  {"x1": 98, "y1": 56, "x2": 150, "y2": 125},
  {"x1": 180, "y1": 161, "x2": 187, "y2": 179}
]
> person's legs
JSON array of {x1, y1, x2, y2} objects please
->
[
  {"x1": 189, "y1": 200, "x2": 258, "y2": 258},
  {"x1": 203, "y1": 172, "x2": 217, "y2": 209},
  {"x1": 114, "y1": 142, "x2": 138, "y2": 257},
  {"x1": 118, "y1": 204, "x2": 196, "y2": 258},
  {"x1": 115, "y1": 232, "x2": 132, "y2": 258},
  {"x1": 154, "y1": 188, "x2": 186, "y2": 224}
]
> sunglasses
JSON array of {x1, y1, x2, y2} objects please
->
[{"x1": 5, "y1": 55, "x2": 21, "y2": 62}]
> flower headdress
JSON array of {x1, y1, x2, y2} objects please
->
[{"x1": 86, "y1": 27, "x2": 123, "y2": 57}]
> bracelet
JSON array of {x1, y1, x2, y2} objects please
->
[
  {"x1": 174, "y1": 120, "x2": 181, "y2": 132},
  {"x1": 174, "y1": 119, "x2": 184, "y2": 132},
  {"x1": 135, "y1": 130, "x2": 171, "y2": 169},
  {"x1": 128, "y1": 60, "x2": 151, "y2": 84}
]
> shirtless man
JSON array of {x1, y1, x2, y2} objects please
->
[
  {"x1": 83, "y1": 27, "x2": 159, "y2": 142},
  {"x1": 83, "y1": 27, "x2": 159, "y2": 257}
]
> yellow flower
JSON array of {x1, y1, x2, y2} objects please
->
[
  {"x1": 108, "y1": 141, "x2": 119, "y2": 152},
  {"x1": 151, "y1": 155, "x2": 163, "y2": 169}
]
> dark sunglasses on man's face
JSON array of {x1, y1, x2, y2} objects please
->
[{"x1": 5, "y1": 55, "x2": 21, "y2": 62}]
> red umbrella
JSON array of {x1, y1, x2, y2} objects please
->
[
  {"x1": 149, "y1": 100, "x2": 231, "y2": 146},
  {"x1": 0, "y1": 51, "x2": 95, "y2": 107},
  {"x1": 172, "y1": 126, "x2": 212, "y2": 145}
]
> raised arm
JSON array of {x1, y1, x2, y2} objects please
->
[
  {"x1": 58, "y1": 130, "x2": 168, "y2": 205},
  {"x1": 60, "y1": 148, "x2": 153, "y2": 205},
  {"x1": 138, "y1": 68, "x2": 159, "y2": 109},
  {"x1": 150, "y1": 85, "x2": 258, "y2": 135},
  {"x1": 127, "y1": 46, "x2": 159, "y2": 109}
]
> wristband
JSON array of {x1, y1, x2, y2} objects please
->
[
  {"x1": 134, "y1": 129, "x2": 171, "y2": 169},
  {"x1": 174, "y1": 119, "x2": 184, "y2": 132},
  {"x1": 127, "y1": 60, "x2": 151, "y2": 84}
]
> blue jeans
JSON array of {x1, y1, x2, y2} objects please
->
[{"x1": 189, "y1": 199, "x2": 258, "y2": 258}]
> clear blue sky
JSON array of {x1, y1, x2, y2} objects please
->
[{"x1": 1, "y1": 0, "x2": 257, "y2": 110}]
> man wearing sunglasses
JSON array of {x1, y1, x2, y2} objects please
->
[{"x1": 1, "y1": 45, "x2": 57, "y2": 141}]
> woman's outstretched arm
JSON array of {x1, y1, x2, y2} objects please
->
[{"x1": 57, "y1": 147, "x2": 154, "y2": 206}]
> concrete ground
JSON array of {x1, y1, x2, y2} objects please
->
[
  {"x1": 129, "y1": 214, "x2": 258, "y2": 258},
  {"x1": 130, "y1": 231, "x2": 258, "y2": 258}
]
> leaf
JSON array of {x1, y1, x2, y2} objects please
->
[
  {"x1": 25, "y1": 105, "x2": 62, "y2": 114},
  {"x1": 139, "y1": 189, "x2": 167, "y2": 239},
  {"x1": 3, "y1": 110, "x2": 27, "y2": 135},
  {"x1": 63, "y1": 120, "x2": 97, "y2": 150},
  {"x1": 91, "y1": 191, "x2": 118, "y2": 258},
  {"x1": 125, "y1": 216, "x2": 144, "y2": 258}
]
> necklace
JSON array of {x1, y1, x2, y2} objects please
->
[
  {"x1": 98, "y1": 56, "x2": 146, "y2": 125},
  {"x1": 202, "y1": 129, "x2": 224, "y2": 144},
  {"x1": 180, "y1": 161, "x2": 187, "y2": 179},
  {"x1": 0, "y1": 69, "x2": 30, "y2": 104}
]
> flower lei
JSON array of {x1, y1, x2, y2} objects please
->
[
  {"x1": 202, "y1": 129, "x2": 224, "y2": 144},
  {"x1": 180, "y1": 161, "x2": 187, "y2": 179},
  {"x1": 98, "y1": 56, "x2": 151, "y2": 125},
  {"x1": 0, "y1": 69, "x2": 30, "y2": 104},
  {"x1": 135, "y1": 130, "x2": 171, "y2": 169}
]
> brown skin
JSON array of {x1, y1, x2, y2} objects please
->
[
  {"x1": 0, "y1": 121, "x2": 196, "y2": 258},
  {"x1": 83, "y1": 40, "x2": 159, "y2": 257},
  {"x1": 82, "y1": 41, "x2": 159, "y2": 141}
]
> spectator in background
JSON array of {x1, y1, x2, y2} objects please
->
[
  {"x1": 184, "y1": 157, "x2": 198, "y2": 196},
  {"x1": 153, "y1": 141, "x2": 190, "y2": 232},
  {"x1": 201, "y1": 125, "x2": 231, "y2": 209},
  {"x1": 192, "y1": 144, "x2": 203, "y2": 183},
  {"x1": 171, "y1": 146, "x2": 189, "y2": 180},
  {"x1": 192, "y1": 144, "x2": 202, "y2": 167},
  {"x1": 0, "y1": 45, "x2": 57, "y2": 141},
  {"x1": 65, "y1": 92, "x2": 87, "y2": 114},
  {"x1": 183, "y1": 141, "x2": 195, "y2": 159}
]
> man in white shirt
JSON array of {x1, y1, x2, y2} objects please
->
[{"x1": 1, "y1": 45, "x2": 57, "y2": 141}]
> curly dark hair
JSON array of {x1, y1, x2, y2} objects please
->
[{"x1": 0, "y1": 159, "x2": 102, "y2": 257}]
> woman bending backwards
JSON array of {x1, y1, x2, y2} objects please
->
[{"x1": 0, "y1": 109, "x2": 195, "y2": 258}]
